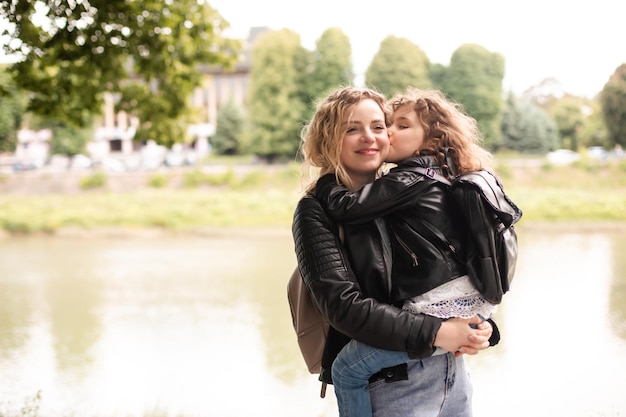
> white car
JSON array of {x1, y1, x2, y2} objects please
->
[
  {"x1": 587, "y1": 146, "x2": 607, "y2": 160},
  {"x1": 546, "y1": 149, "x2": 580, "y2": 166},
  {"x1": 70, "y1": 154, "x2": 92, "y2": 170}
]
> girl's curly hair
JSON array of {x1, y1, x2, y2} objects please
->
[{"x1": 388, "y1": 87, "x2": 493, "y2": 176}]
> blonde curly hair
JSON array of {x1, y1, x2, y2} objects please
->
[
  {"x1": 388, "y1": 87, "x2": 493, "y2": 175},
  {"x1": 300, "y1": 86, "x2": 390, "y2": 193}
]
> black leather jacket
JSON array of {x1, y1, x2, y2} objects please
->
[
  {"x1": 292, "y1": 195, "x2": 442, "y2": 383},
  {"x1": 315, "y1": 155, "x2": 469, "y2": 302}
]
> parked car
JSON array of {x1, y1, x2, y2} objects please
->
[
  {"x1": 587, "y1": 146, "x2": 608, "y2": 161},
  {"x1": 12, "y1": 161, "x2": 38, "y2": 172},
  {"x1": 546, "y1": 149, "x2": 580, "y2": 166},
  {"x1": 98, "y1": 157, "x2": 126, "y2": 172},
  {"x1": 70, "y1": 154, "x2": 92, "y2": 170}
]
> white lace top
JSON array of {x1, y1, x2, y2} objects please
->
[{"x1": 403, "y1": 275, "x2": 497, "y2": 319}]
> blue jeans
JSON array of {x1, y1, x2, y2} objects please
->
[{"x1": 332, "y1": 340, "x2": 473, "y2": 417}]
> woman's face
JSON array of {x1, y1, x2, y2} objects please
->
[
  {"x1": 339, "y1": 99, "x2": 389, "y2": 188},
  {"x1": 387, "y1": 104, "x2": 425, "y2": 163}
]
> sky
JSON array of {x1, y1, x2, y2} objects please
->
[{"x1": 208, "y1": 0, "x2": 624, "y2": 99}]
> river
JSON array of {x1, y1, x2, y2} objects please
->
[{"x1": 1, "y1": 225, "x2": 625, "y2": 417}]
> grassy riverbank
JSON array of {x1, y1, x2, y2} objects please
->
[{"x1": 1, "y1": 155, "x2": 625, "y2": 235}]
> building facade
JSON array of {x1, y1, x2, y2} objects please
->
[{"x1": 93, "y1": 27, "x2": 266, "y2": 160}]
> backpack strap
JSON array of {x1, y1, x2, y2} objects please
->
[
  {"x1": 404, "y1": 166, "x2": 451, "y2": 187},
  {"x1": 440, "y1": 146, "x2": 458, "y2": 177},
  {"x1": 407, "y1": 165, "x2": 522, "y2": 228}
]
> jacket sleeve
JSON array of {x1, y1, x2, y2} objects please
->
[
  {"x1": 292, "y1": 195, "x2": 441, "y2": 358},
  {"x1": 314, "y1": 167, "x2": 430, "y2": 224}
]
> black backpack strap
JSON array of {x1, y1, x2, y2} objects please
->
[
  {"x1": 409, "y1": 165, "x2": 522, "y2": 228},
  {"x1": 403, "y1": 166, "x2": 451, "y2": 186},
  {"x1": 440, "y1": 146, "x2": 458, "y2": 177}
]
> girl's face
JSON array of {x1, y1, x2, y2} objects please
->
[
  {"x1": 387, "y1": 104, "x2": 425, "y2": 163},
  {"x1": 339, "y1": 99, "x2": 389, "y2": 188}
]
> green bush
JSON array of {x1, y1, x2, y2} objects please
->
[
  {"x1": 80, "y1": 172, "x2": 107, "y2": 189},
  {"x1": 183, "y1": 169, "x2": 206, "y2": 188},
  {"x1": 183, "y1": 168, "x2": 240, "y2": 188},
  {"x1": 148, "y1": 174, "x2": 168, "y2": 188},
  {"x1": 239, "y1": 170, "x2": 268, "y2": 187},
  {"x1": 495, "y1": 161, "x2": 512, "y2": 179},
  {"x1": 205, "y1": 169, "x2": 238, "y2": 186}
]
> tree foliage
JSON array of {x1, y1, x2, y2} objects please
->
[
  {"x1": 306, "y1": 27, "x2": 353, "y2": 106},
  {"x1": 521, "y1": 79, "x2": 607, "y2": 150},
  {"x1": 600, "y1": 63, "x2": 626, "y2": 148},
  {"x1": 577, "y1": 100, "x2": 609, "y2": 149},
  {"x1": 0, "y1": 0, "x2": 241, "y2": 146},
  {"x1": 47, "y1": 118, "x2": 93, "y2": 157},
  {"x1": 429, "y1": 63, "x2": 448, "y2": 90},
  {"x1": 211, "y1": 96, "x2": 244, "y2": 155},
  {"x1": 365, "y1": 35, "x2": 430, "y2": 98},
  {"x1": 0, "y1": 65, "x2": 25, "y2": 153},
  {"x1": 442, "y1": 44, "x2": 505, "y2": 150},
  {"x1": 548, "y1": 94, "x2": 585, "y2": 150},
  {"x1": 246, "y1": 29, "x2": 308, "y2": 161},
  {"x1": 501, "y1": 92, "x2": 558, "y2": 154}
]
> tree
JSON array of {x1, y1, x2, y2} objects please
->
[
  {"x1": 600, "y1": 63, "x2": 626, "y2": 148},
  {"x1": 0, "y1": 0, "x2": 241, "y2": 147},
  {"x1": 365, "y1": 35, "x2": 431, "y2": 98},
  {"x1": 577, "y1": 101, "x2": 609, "y2": 149},
  {"x1": 549, "y1": 95, "x2": 585, "y2": 150},
  {"x1": 306, "y1": 27, "x2": 354, "y2": 106},
  {"x1": 246, "y1": 29, "x2": 308, "y2": 161},
  {"x1": 0, "y1": 65, "x2": 25, "y2": 153},
  {"x1": 442, "y1": 44, "x2": 505, "y2": 150},
  {"x1": 521, "y1": 79, "x2": 607, "y2": 150},
  {"x1": 211, "y1": 96, "x2": 245, "y2": 155},
  {"x1": 501, "y1": 92, "x2": 558, "y2": 154},
  {"x1": 47, "y1": 118, "x2": 93, "y2": 157},
  {"x1": 429, "y1": 63, "x2": 448, "y2": 91}
]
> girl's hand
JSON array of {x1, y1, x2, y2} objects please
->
[{"x1": 434, "y1": 316, "x2": 492, "y2": 357}]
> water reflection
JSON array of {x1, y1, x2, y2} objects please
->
[
  {"x1": 468, "y1": 229, "x2": 626, "y2": 417},
  {"x1": 46, "y1": 257, "x2": 103, "y2": 374},
  {"x1": 0, "y1": 227, "x2": 625, "y2": 417},
  {"x1": 609, "y1": 236, "x2": 626, "y2": 339}
]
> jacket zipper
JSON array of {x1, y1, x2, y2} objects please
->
[{"x1": 396, "y1": 234, "x2": 419, "y2": 267}]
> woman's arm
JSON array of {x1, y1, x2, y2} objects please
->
[{"x1": 293, "y1": 195, "x2": 489, "y2": 357}]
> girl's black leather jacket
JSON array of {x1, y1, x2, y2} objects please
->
[
  {"x1": 292, "y1": 194, "x2": 442, "y2": 384},
  {"x1": 315, "y1": 155, "x2": 469, "y2": 302}
]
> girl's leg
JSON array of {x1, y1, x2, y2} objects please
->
[{"x1": 332, "y1": 339, "x2": 411, "y2": 417}]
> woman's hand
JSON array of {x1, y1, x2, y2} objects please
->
[{"x1": 433, "y1": 315, "x2": 492, "y2": 357}]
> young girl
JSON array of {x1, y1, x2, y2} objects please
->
[{"x1": 314, "y1": 87, "x2": 500, "y2": 417}]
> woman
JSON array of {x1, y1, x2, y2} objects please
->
[
  {"x1": 292, "y1": 86, "x2": 493, "y2": 417},
  {"x1": 314, "y1": 87, "x2": 502, "y2": 416}
]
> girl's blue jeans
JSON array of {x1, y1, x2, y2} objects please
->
[{"x1": 331, "y1": 339, "x2": 473, "y2": 417}]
